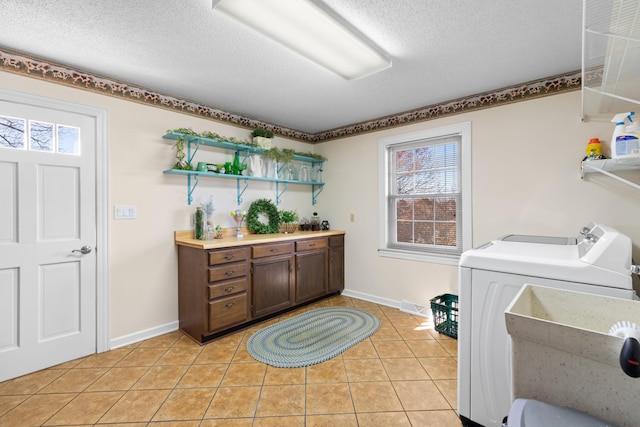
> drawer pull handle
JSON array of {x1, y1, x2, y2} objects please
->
[
  {"x1": 269, "y1": 248, "x2": 278, "y2": 253},
  {"x1": 224, "y1": 254, "x2": 235, "y2": 260},
  {"x1": 224, "y1": 302, "x2": 236, "y2": 309},
  {"x1": 309, "y1": 243, "x2": 315, "y2": 247},
  {"x1": 224, "y1": 286, "x2": 235, "y2": 293},
  {"x1": 225, "y1": 270, "x2": 235, "y2": 276}
]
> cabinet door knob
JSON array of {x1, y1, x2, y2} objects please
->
[
  {"x1": 224, "y1": 302, "x2": 236, "y2": 309},
  {"x1": 224, "y1": 286, "x2": 235, "y2": 293}
]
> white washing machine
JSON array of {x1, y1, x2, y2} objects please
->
[{"x1": 458, "y1": 223, "x2": 639, "y2": 427}]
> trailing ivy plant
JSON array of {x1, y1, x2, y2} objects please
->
[
  {"x1": 266, "y1": 147, "x2": 295, "y2": 164},
  {"x1": 167, "y1": 127, "x2": 251, "y2": 146},
  {"x1": 173, "y1": 136, "x2": 193, "y2": 170},
  {"x1": 200, "y1": 130, "x2": 250, "y2": 146},
  {"x1": 297, "y1": 151, "x2": 327, "y2": 161},
  {"x1": 168, "y1": 127, "x2": 199, "y2": 136},
  {"x1": 166, "y1": 128, "x2": 328, "y2": 163},
  {"x1": 281, "y1": 149, "x2": 296, "y2": 163}
]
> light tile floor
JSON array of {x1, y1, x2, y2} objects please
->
[{"x1": 0, "y1": 295, "x2": 460, "y2": 426}]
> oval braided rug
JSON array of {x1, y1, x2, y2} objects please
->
[{"x1": 246, "y1": 307, "x2": 380, "y2": 368}]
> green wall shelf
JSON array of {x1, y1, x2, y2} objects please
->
[{"x1": 162, "y1": 132, "x2": 324, "y2": 205}]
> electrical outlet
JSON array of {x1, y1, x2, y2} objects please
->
[{"x1": 350, "y1": 213, "x2": 355, "y2": 222}]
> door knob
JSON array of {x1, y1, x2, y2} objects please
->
[{"x1": 72, "y1": 246, "x2": 93, "y2": 255}]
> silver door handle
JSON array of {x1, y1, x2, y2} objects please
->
[{"x1": 72, "y1": 246, "x2": 93, "y2": 255}]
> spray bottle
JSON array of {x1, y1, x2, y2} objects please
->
[{"x1": 611, "y1": 112, "x2": 640, "y2": 159}]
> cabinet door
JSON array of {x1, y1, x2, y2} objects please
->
[
  {"x1": 328, "y1": 245, "x2": 344, "y2": 292},
  {"x1": 251, "y1": 255, "x2": 294, "y2": 318},
  {"x1": 295, "y1": 249, "x2": 327, "y2": 303}
]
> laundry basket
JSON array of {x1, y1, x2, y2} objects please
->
[{"x1": 430, "y1": 293, "x2": 458, "y2": 339}]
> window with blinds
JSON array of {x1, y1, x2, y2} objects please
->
[{"x1": 379, "y1": 123, "x2": 471, "y2": 263}]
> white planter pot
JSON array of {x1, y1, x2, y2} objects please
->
[{"x1": 253, "y1": 136, "x2": 272, "y2": 149}]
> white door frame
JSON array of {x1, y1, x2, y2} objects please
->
[{"x1": 0, "y1": 88, "x2": 109, "y2": 353}]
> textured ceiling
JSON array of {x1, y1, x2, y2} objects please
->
[{"x1": 0, "y1": 0, "x2": 583, "y2": 134}]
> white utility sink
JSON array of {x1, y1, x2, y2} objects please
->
[{"x1": 505, "y1": 284, "x2": 640, "y2": 427}]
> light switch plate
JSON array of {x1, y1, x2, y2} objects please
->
[{"x1": 114, "y1": 205, "x2": 137, "y2": 220}]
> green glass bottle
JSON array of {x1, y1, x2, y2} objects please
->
[
  {"x1": 194, "y1": 207, "x2": 205, "y2": 240},
  {"x1": 232, "y1": 151, "x2": 240, "y2": 175}
]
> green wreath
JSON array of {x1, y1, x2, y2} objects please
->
[{"x1": 246, "y1": 198, "x2": 280, "y2": 234}]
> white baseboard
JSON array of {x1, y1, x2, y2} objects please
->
[
  {"x1": 341, "y1": 289, "x2": 400, "y2": 309},
  {"x1": 342, "y1": 289, "x2": 432, "y2": 318},
  {"x1": 399, "y1": 300, "x2": 431, "y2": 318},
  {"x1": 107, "y1": 291, "x2": 431, "y2": 350},
  {"x1": 109, "y1": 321, "x2": 179, "y2": 350}
]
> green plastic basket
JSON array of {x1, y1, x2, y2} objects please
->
[{"x1": 430, "y1": 293, "x2": 458, "y2": 339}]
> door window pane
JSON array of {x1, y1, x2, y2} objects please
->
[
  {"x1": 29, "y1": 121, "x2": 54, "y2": 152},
  {"x1": 58, "y1": 125, "x2": 80, "y2": 155},
  {"x1": 0, "y1": 115, "x2": 26, "y2": 149}
]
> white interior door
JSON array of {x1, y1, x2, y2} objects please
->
[{"x1": 0, "y1": 96, "x2": 98, "y2": 382}]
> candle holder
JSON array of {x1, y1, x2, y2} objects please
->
[{"x1": 230, "y1": 210, "x2": 247, "y2": 238}]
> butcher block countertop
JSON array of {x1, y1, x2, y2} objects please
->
[{"x1": 174, "y1": 229, "x2": 345, "y2": 250}]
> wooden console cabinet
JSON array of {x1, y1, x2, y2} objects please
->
[{"x1": 176, "y1": 230, "x2": 345, "y2": 343}]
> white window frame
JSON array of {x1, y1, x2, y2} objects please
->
[{"x1": 378, "y1": 122, "x2": 472, "y2": 265}]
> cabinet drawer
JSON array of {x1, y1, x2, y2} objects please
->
[
  {"x1": 253, "y1": 242, "x2": 294, "y2": 259},
  {"x1": 208, "y1": 293, "x2": 247, "y2": 331},
  {"x1": 209, "y1": 263, "x2": 247, "y2": 282},
  {"x1": 296, "y1": 238, "x2": 328, "y2": 252},
  {"x1": 208, "y1": 247, "x2": 248, "y2": 266},
  {"x1": 329, "y1": 235, "x2": 344, "y2": 247},
  {"x1": 208, "y1": 278, "x2": 247, "y2": 299}
]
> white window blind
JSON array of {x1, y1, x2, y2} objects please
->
[{"x1": 379, "y1": 122, "x2": 471, "y2": 264}]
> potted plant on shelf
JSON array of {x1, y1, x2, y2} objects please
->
[
  {"x1": 252, "y1": 127, "x2": 274, "y2": 149},
  {"x1": 278, "y1": 209, "x2": 299, "y2": 234}
]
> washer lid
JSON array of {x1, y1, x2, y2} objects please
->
[
  {"x1": 459, "y1": 239, "x2": 632, "y2": 288},
  {"x1": 499, "y1": 234, "x2": 577, "y2": 245},
  {"x1": 461, "y1": 223, "x2": 634, "y2": 289}
]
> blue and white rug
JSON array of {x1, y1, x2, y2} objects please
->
[{"x1": 246, "y1": 307, "x2": 380, "y2": 368}]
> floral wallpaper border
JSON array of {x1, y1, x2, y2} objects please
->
[{"x1": 0, "y1": 48, "x2": 580, "y2": 143}]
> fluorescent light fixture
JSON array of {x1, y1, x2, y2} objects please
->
[{"x1": 212, "y1": 0, "x2": 391, "y2": 80}]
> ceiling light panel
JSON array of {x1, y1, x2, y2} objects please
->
[{"x1": 213, "y1": 0, "x2": 391, "y2": 80}]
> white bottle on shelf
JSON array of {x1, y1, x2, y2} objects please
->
[{"x1": 611, "y1": 112, "x2": 640, "y2": 160}]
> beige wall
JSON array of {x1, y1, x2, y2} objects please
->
[
  {"x1": 315, "y1": 90, "x2": 640, "y2": 306},
  {"x1": 0, "y1": 71, "x2": 316, "y2": 342},
  {"x1": 3, "y1": 69, "x2": 639, "y2": 344}
]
